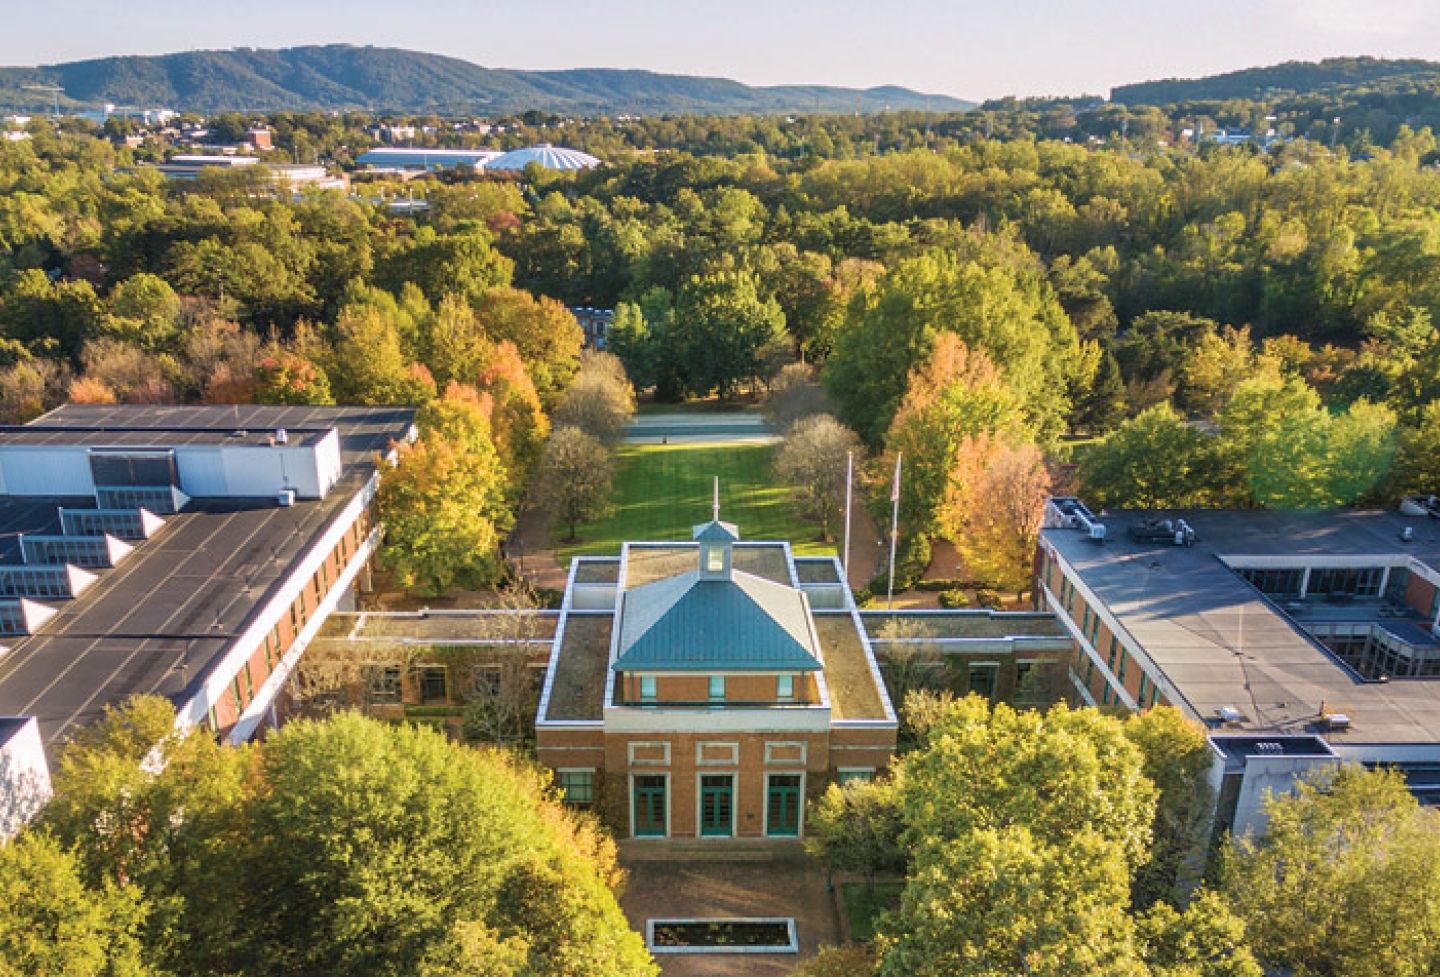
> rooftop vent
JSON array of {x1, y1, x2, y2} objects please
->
[
  {"x1": 1323, "y1": 713, "x2": 1353, "y2": 731},
  {"x1": 274, "y1": 427, "x2": 288, "y2": 445},
  {"x1": 276, "y1": 489, "x2": 295, "y2": 508},
  {"x1": 1217, "y1": 705, "x2": 1244, "y2": 724},
  {"x1": 1044, "y1": 497, "x2": 1106, "y2": 542}
]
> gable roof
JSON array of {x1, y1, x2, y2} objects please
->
[
  {"x1": 692, "y1": 519, "x2": 739, "y2": 543},
  {"x1": 614, "y1": 569, "x2": 821, "y2": 672}
]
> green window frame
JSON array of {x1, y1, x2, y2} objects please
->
[
  {"x1": 633, "y1": 775, "x2": 667, "y2": 838},
  {"x1": 1138, "y1": 672, "x2": 1150, "y2": 705},
  {"x1": 639, "y1": 675, "x2": 657, "y2": 702},
  {"x1": 700, "y1": 774, "x2": 735, "y2": 837},
  {"x1": 1107, "y1": 636, "x2": 1119, "y2": 671},
  {"x1": 558, "y1": 770, "x2": 594, "y2": 809},
  {"x1": 766, "y1": 774, "x2": 802, "y2": 837},
  {"x1": 836, "y1": 769, "x2": 874, "y2": 786},
  {"x1": 708, "y1": 675, "x2": 726, "y2": 702},
  {"x1": 776, "y1": 674, "x2": 794, "y2": 701}
]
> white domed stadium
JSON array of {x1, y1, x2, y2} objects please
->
[{"x1": 483, "y1": 144, "x2": 600, "y2": 172}]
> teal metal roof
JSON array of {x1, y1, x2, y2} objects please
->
[
  {"x1": 692, "y1": 519, "x2": 739, "y2": 543},
  {"x1": 613, "y1": 569, "x2": 821, "y2": 672}
]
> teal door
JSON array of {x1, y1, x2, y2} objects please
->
[
  {"x1": 633, "y1": 775, "x2": 667, "y2": 837},
  {"x1": 767, "y1": 774, "x2": 802, "y2": 837},
  {"x1": 700, "y1": 774, "x2": 734, "y2": 837}
]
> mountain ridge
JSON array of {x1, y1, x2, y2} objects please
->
[
  {"x1": 0, "y1": 44, "x2": 974, "y2": 115},
  {"x1": 1111, "y1": 56, "x2": 1440, "y2": 105}
]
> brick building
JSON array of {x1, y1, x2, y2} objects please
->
[
  {"x1": 536, "y1": 514, "x2": 897, "y2": 840},
  {"x1": 0, "y1": 404, "x2": 415, "y2": 830},
  {"x1": 1038, "y1": 496, "x2": 1440, "y2": 835}
]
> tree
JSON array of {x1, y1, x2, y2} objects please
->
[
  {"x1": 377, "y1": 393, "x2": 511, "y2": 595},
  {"x1": 31, "y1": 698, "x2": 656, "y2": 977},
  {"x1": 476, "y1": 346, "x2": 549, "y2": 501},
  {"x1": 1135, "y1": 890, "x2": 1262, "y2": 977},
  {"x1": 1080, "y1": 405, "x2": 1222, "y2": 509},
  {"x1": 1075, "y1": 348, "x2": 1127, "y2": 433},
  {"x1": 884, "y1": 335, "x2": 1025, "y2": 540},
  {"x1": 421, "y1": 294, "x2": 492, "y2": 389},
  {"x1": 473, "y1": 288, "x2": 582, "y2": 408},
  {"x1": 607, "y1": 301, "x2": 656, "y2": 393},
  {"x1": 1, "y1": 268, "x2": 105, "y2": 359},
  {"x1": 775, "y1": 414, "x2": 862, "y2": 542},
  {"x1": 1222, "y1": 765, "x2": 1440, "y2": 977},
  {"x1": 254, "y1": 349, "x2": 333, "y2": 405},
  {"x1": 765, "y1": 362, "x2": 832, "y2": 433},
  {"x1": 329, "y1": 308, "x2": 437, "y2": 407},
  {"x1": 805, "y1": 776, "x2": 906, "y2": 888},
  {"x1": 672, "y1": 266, "x2": 787, "y2": 399},
  {"x1": 1386, "y1": 400, "x2": 1440, "y2": 498},
  {"x1": 1124, "y1": 708, "x2": 1215, "y2": 908},
  {"x1": 0, "y1": 831, "x2": 154, "y2": 977},
  {"x1": 944, "y1": 436, "x2": 1051, "y2": 598},
  {"x1": 552, "y1": 352, "x2": 636, "y2": 444},
  {"x1": 107, "y1": 273, "x2": 181, "y2": 350},
  {"x1": 534, "y1": 426, "x2": 614, "y2": 541}
]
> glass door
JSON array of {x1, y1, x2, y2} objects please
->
[
  {"x1": 767, "y1": 774, "x2": 802, "y2": 837},
  {"x1": 633, "y1": 775, "x2": 667, "y2": 837},
  {"x1": 699, "y1": 774, "x2": 734, "y2": 837}
]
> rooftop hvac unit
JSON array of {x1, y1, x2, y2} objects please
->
[
  {"x1": 1217, "y1": 706, "x2": 1243, "y2": 724},
  {"x1": 1324, "y1": 713, "x2": 1352, "y2": 731},
  {"x1": 276, "y1": 488, "x2": 295, "y2": 508},
  {"x1": 274, "y1": 427, "x2": 288, "y2": 445}
]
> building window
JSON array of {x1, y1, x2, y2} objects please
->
[
  {"x1": 709, "y1": 675, "x2": 726, "y2": 702},
  {"x1": 418, "y1": 666, "x2": 448, "y2": 704},
  {"x1": 776, "y1": 674, "x2": 794, "y2": 701},
  {"x1": 1107, "y1": 636, "x2": 1119, "y2": 671},
  {"x1": 1117, "y1": 650, "x2": 1128, "y2": 685},
  {"x1": 367, "y1": 664, "x2": 402, "y2": 703},
  {"x1": 967, "y1": 663, "x2": 998, "y2": 701},
  {"x1": 836, "y1": 769, "x2": 874, "y2": 785},
  {"x1": 1138, "y1": 672, "x2": 1151, "y2": 706},
  {"x1": 639, "y1": 675, "x2": 657, "y2": 702},
  {"x1": 558, "y1": 770, "x2": 594, "y2": 809},
  {"x1": 705, "y1": 546, "x2": 724, "y2": 573},
  {"x1": 230, "y1": 676, "x2": 244, "y2": 714},
  {"x1": 1101, "y1": 684, "x2": 1112, "y2": 706},
  {"x1": 633, "y1": 775, "x2": 667, "y2": 837}
]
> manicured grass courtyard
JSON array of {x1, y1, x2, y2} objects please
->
[{"x1": 556, "y1": 441, "x2": 835, "y2": 560}]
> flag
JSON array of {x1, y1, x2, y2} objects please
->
[{"x1": 890, "y1": 454, "x2": 902, "y2": 503}]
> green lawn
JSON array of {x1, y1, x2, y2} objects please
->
[
  {"x1": 555, "y1": 441, "x2": 835, "y2": 560},
  {"x1": 841, "y1": 881, "x2": 904, "y2": 942}
]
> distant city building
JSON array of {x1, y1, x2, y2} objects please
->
[
  {"x1": 0, "y1": 404, "x2": 416, "y2": 835},
  {"x1": 154, "y1": 156, "x2": 344, "y2": 190},
  {"x1": 355, "y1": 147, "x2": 501, "y2": 172},
  {"x1": 245, "y1": 126, "x2": 273, "y2": 151},
  {"x1": 484, "y1": 144, "x2": 600, "y2": 172},
  {"x1": 1039, "y1": 497, "x2": 1440, "y2": 837},
  {"x1": 571, "y1": 307, "x2": 613, "y2": 350}
]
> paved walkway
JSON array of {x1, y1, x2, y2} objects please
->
[
  {"x1": 627, "y1": 412, "x2": 777, "y2": 444},
  {"x1": 620, "y1": 853, "x2": 841, "y2": 977}
]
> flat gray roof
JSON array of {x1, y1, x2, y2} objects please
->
[
  {"x1": 1045, "y1": 508, "x2": 1440, "y2": 745},
  {"x1": 0, "y1": 406, "x2": 416, "y2": 751}
]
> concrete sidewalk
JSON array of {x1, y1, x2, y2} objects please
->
[{"x1": 627, "y1": 412, "x2": 777, "y2": 444}]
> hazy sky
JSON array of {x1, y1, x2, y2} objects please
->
[{"x1": 8, "y1": 0, "x2": 1440, "y2": 100}]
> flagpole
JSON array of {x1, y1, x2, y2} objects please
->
[
  {"x1": 842, "y1": 450, "x2": 853, "y2": 577},
  {"x1": 887, "y1": 453, "x2": 901, "y2": 609}
]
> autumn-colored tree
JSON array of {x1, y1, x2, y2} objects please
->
[
  {"x1": 422, "y1": 294, "x2": 493, "y2": 389},
  {"x1": 254, "y1": 349, "x2": 334, "y2": 405},
  {"x1": 884, "y1": 334, "x2": 1025, "y2": 540},
  {"x1": 473, "y1": 287, "x2": 583, "y2": 408},
  {"x1": 0, "y1": 357, "x2": 69, "y2": 421},
  {"x1": 765, "y1": 362, "x2": 832, "y2": 434},
  {"x1": 476, "y1": 342, "x2": 549, "y2": 499},
  {"x1": 943, "y1": 435, "x2": 1052, "y2": 598},
  {"x1": 378, "y1": 391, "x2": 511, "y2": 595},
  {"x1": 67, "y1": 375, "x2": 118, "y2": 405},
  {"x1": 79, "y1": 338, "x2": 175, "y2": 404}
]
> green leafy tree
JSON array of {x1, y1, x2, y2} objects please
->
[
  {"x1": 1, "y1": 268, "x2": 105, "y2": 359},
  {"x1": 1222, "y1": 765, "x2": 1440, "y2": 977},
  {"x1": 0, "y1": 831, "x2": 155, "y2": 977},
  {"x1": 805, "y1": 776, "x2": 906, "y2": 887},
  {"x1": 1124, "y1": 708, "x2": 1215, "y2": 908},
  {"x1": 1081, "y1": 405, "x2": 1222, "y2": 509},
  {"x1": 329, "y1": 308, "x2": 437, "y2": 406},
  {"x1": 672, "y1": 266, "x2": 787, "y2": 399},
  {"x1": 107, "y1": 273, "x2": 181, "y2": 349}
]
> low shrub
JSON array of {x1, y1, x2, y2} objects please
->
[{"x1": 938, "y1": 589, "x2": 970, "y2": 609}]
